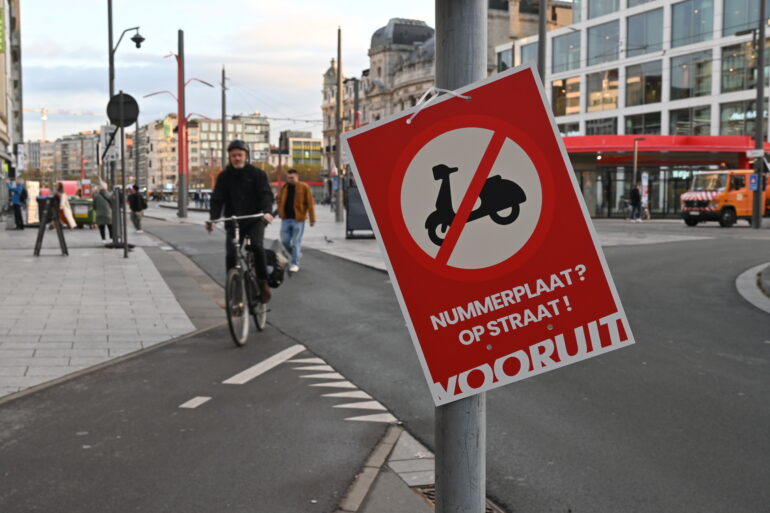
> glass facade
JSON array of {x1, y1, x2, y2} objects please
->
[
  {"x1": 723, "y1": 0, "x2": 770, "y2": 36},
  {"x1": 628, "y1": 0, "x2": 655, "y2": 5},
  {"x1": 587, "y1": 69, "x2": 619, "y2": 112},
  {"x1": 552, "y1": 77, "x2": 581, "y2": 116},
  {"x1": 671, "y1": 0, "x2": 713, "y2": 48},
  {"x1": 573, "y1": 0, "x2": 583, "y2": 23},
  {"x1": 553, "y1": 32, "x2": 581, "y2": 74},
  {"x1": 558, "y1": 122, "x2": 581, "y2": 136},
  {"x1": 720, "y1": 99, "x2": 768, "y2": 135},
  {"x1": 626, "y1": 60, "x2": 662, "y2": 106},
  {"x1": 588, "y1": 0, "x2": 618, "y2": 19},
  {"x1": 521, "y1": 42, "x2": 538, "y2": 67},
  {"x1": 670, "y1": 106, "x2": 711, "y2": 135},
  {"x1": 588, "y1": 21, "x2": 620, "y2": 66},
  {"x1": 627, "y1": 9, "x2": 663, "y2": 57},
  {"x1": 586, "y1": 117, "x2": 618, "y2": 134},
  {"x1": 625, "y1": 112, "x2": 662, "y2": 134},
  {"x1": 670, "y1": 50, "x2": 712, "y2": 99},
  {"x1": 497, "y1": 48, "x2": 513, "y2": 72},
  {"x1": 721, "y1": 41, "x2": 770, "y2": 93}
]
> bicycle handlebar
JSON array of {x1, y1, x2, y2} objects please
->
[{"x1": 207, "y1": 213, "x2": 266, "y2": 224}]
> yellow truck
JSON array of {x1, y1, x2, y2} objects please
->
[{"x1": 680, "y1": 170, "x2": 770, "y2": 227}]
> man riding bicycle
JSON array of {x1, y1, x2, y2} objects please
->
[{"x1": 206, "y1": 140, "x2": 274, "y2": 302}]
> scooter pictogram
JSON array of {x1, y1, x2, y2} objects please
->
[{"x1": 424, "y1": 163, "x2": 527, "y2": 246}]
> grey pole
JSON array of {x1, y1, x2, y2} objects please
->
[
  {"x1": 335, "y1": 27, "x2": 344, "y2": 222},
  {"x1": 434, "y1": 2, "x2": 487, "y2": 513},
  {"x1": 353, "y1": 77, "x2": 360, "y2": 129},
  {"x1": 178, "y1": 29, "x2": 188, "y2": 218},
  {"x1": 134, "y1": 120, "x2": 140, "y2": 189},
  {"x1": 107, "y1": 0, "x2": 115, "y2": 189},
  {"x1": 119, "y1": 91, "x2": 128, "y2": 259},
  {"x1": 537, "y1": 0, "x2": 547, "y2": 83},
  {"x1": 752, "y1": 1, "x2": 766, "y2": 229},
  {"x1": 221, "y1": 66, "x2": 227, "y2": 169}
]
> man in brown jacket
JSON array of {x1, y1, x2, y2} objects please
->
[{"x1": 277, "y1": 169, "x2": 316, "y2": 272}]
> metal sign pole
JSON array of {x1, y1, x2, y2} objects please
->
[
  {"x1": 120, "y1": 91, "x2": 129, "y2": 258},
  {"x1": 434, "y1": 1, "x2": 487, "y2": 512}
]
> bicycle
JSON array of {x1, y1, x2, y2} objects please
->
[{"x1": 208, "y1": 213, "x2": 268, "y2": 346}]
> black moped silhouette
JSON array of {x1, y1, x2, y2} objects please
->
[{"x1": 424, "y1": 164, "x2": 527, "y2": 247}]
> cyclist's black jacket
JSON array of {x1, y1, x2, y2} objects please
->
[{"x1": 210, "y1": 164, "x2": 273, "y2": 220}]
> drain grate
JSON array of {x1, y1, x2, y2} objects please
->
[{"x1": 414, "y1": 485, "x2": 508, "y2": 513}]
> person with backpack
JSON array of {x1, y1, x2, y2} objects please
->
[
  {"x1": 5, "y1": 177, "x2": 27, "y2": 229},
  {"x1": 127, "y1": 184, "x2": 148, "y2": 233}
]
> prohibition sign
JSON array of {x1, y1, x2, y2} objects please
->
[{"x1": 400, "y1": 124, "x2": 543, "y2": 270}]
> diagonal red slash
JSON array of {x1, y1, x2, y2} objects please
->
[{"x1": 435, "y1": 132, "x2": 507, "y2": 265}]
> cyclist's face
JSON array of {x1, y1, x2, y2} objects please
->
[{"x1": 229, "y1": 149, "x2": 248, "y2": 169}]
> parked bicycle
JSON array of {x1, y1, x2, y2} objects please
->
[{"x1": 208, "y1": 213, "x2": 268, "y2": 346}]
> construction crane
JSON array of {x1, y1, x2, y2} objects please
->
[
  {"x1": 22, "y1": 107, "x2": 101, "y2": 141},
  {"x1": 22, "y1": 107, "x2": 48, "y2": 141}
]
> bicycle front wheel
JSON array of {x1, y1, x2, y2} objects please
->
[{"x1": 225, "y1": 268, "x2": 249, "y2": 346}]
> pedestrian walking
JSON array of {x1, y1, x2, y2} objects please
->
[
  {"x1": 5, "y1": 177, "x2": 27, "y2": 229},
  {"x1": 93, "y1": 181, "x2": 114, "y2": 243},
  {"x1": 54, "y1": 182, "x2": 77, "y2": 229},
  {"x1": 630, "y1": 184, "x2": 642, "y2": 223},
  {"x1": 127, "y1": 184, "x2": 147, "y2": 233},
  {"x1": 277, "y1": 169, "x2": 316, "y2": 272}
]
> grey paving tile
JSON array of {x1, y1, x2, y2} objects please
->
[
  {"x1": 34, "y1": 349, "x2": 109, "y2": 358},
  {"x1": 108, "y1": 347, "x2": 139, "y2": 357},
  {"x1": 25, "y1": 366, "x2": 74, "y2": 377},
  {"x1": 0, "y1": 349, "x2": 35, "y2": 358},
  {"x1": 0, "y1": 367, "x2": 27, "y2": 377},
  {"x1": 0, "y1": 342, "x2": 72, "y2": 349},
  {"x1": 69, "y1": 357, "x2": 108, "y2": 367},
  {"x1": 0, "y1": 387, "x2": 21, "y2": 396},
  {"x1": 0, "y1": 357, "x2": 70, "y2": 367},
  {"x1": 0, "y1": 335, "x2": 41, "y2": 343},
  {"x1": 38, "y1": 334, "x2": 77, "y2": 343},
  {"x1": 0, "y1": 376, "x2": 53, "y2": 388}
]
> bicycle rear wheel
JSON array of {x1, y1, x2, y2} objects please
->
[{"x1": 225, "y1": 268, "x2": 249, "y2": 346}]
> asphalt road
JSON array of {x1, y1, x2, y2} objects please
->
[{"x1": 2, "y1": 219, "x2": 769, "y2": 513}]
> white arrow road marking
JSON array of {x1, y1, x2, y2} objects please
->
[
  {"x1": 299, "y1": 372, "x2": 345, "y2": 380},
  {"x1": 345, "y1": 413, "x2": 398, "y2": 423},
  {"x1": 292, "y1": 365, "x2": 335, "y2": 372},
  {"x1": 333, "y1": 401, "x2": 386, "y2": 410},
  {"x1": 309, "y1": 381, "x2": 358, "y2": 388},
  {"x1": 223, "y1": 344, "x2": 306, "y2": 385},
  {"x1": 322, "y1": 391, "x2": 373, "y2": 399},
  {"x1": 179, "y1": 396, "x2": 211, "y2": 409},
  {"x1": 288, "y1": 357, "x2": 326, "y2": 364}
]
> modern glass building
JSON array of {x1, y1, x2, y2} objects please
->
[{"x1": 496, "y1": 0, "x2": 770, "y2": 217}]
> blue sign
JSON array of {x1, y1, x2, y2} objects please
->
[{"x1": 749, "y1": 173, "x2": 759, "y2": 191}]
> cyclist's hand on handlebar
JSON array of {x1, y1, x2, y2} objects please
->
[
  {"x1": 205, "y1": 220, "x2": 214, "y2": 232},
  {"x1": 264, "y1": 213, "x2": 274, "y2": 223}
]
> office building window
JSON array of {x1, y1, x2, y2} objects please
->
[
  {"x1": 625, "y1": 112, "x2": 661, "y2": 134},
  {"x1": 627, "y1": 8, "x2": 663, "y2": 57},
  {"x1": 573, "y1": 0, "x2": 583, "y2": 22},
  {"x1": 553, "y1": 32, "x2": 581, "y2": 74},
  {"x1": 628, "y1": 0, "x2": 654, "y2": 5},
  {"x1": 588, "y1": 21, "x2": 619, "y2": 65},
  {"x1": 626, "y1": 60, "x2": 662, "y2": 106},
  {"x1": 721, "y1": 41, "x2": 770, "y2": 93},
  {"x1": 670, "y1": 106, "x2": 711, "y2": 134},
  {"x1": 588, "y1": 0, "x2": 618, "y2": 19},
  {"x1": 671, "y1": 0, "x2": 713, "y2": 48},
  {"x1": 720, "y1": 99, "x2": 768, "y2": 135},
  {"x1": 552, "y1": 76, "x2": 581, "y2": 116},
  {"x1": 723, "y1": 0, "x2": 770, "y2": 36},
  {"x1": 558, "y1": 122, "x2": 581, "y2": 136},
  {"x1": 587, "y1": 69, "x2": 619, "y2": 112},
  {"x1": 585, "y1": 117, "x2": 618, "y2": 134},
  {"x1": 670, "y1": 50, "x2": 712, "y2": 99},
  {"x1": 497, "y1": 48, "x2": 513, "y2": 72},
  {"x1": 520, "y1": 42, "x2": 538, "y2": 66}
]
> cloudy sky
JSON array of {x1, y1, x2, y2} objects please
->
[{"x1": 21, "y1": 0, "x2": 435, "y2": 143}]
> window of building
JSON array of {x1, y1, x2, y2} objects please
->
[
  {"x1": 671, "y1": 0, "x2": 713, "y2": 48},
  {"x1": 628, "y1": 0, "x2": 655, "y2": 6},
  {"x1": 670, "y1": 106, "x2": 712, "y2": 135},
  {"x1": 587, "y1": 69, "x2": 619, "y2": 112},
  {"x1": 552, "y1": 76, "x2": 581, "y2": 116},
  {"x1": 553, "y1": 32, "x2": 581, "y2": 74},
  {"x1": 588, "y1": 0, "x2": 618, "y2": 19},
  {"x1": 573, "y1": 0, "x2": 583, "y2": 22},
  {"x1": 558, "y1": 122, "x2": 581, "y2": 136},
  {"x1": 721, "y1": 41, "x2": 770, "y2": 93},
  {"x1": 497, "y1": 48, "x2": 513, "y2": 72},
  {"x1": 723, "y1": 0, "x2": 770, "y2": 36},
  {"x1": 588, "y1": 21, "x2": 619, "y2": 66},
  {"x1": 626, "y1": 60, "x2": 662, "y2": 106},
  {"x1": 720, "y1": 99, "x2": 768, "y2": 135},
  {"x1": 520, "y1": 42, "x2": 538, "y2": 67},
  {"x1": 625, "y1": 112, "x2": 661, "y2": 134},
  {"x1": 586, "y1": 117, "x2": 618, "y2": 134},
  {"x1": 627, "y1": 8, "x2": 663, "y2": 57},
  {"x1": 670, "y1": 50, "x2": 712, "y2": 99}
]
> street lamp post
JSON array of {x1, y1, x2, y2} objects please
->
[{"x1": 632, "y1": 137, "x2": 646, "y2": 189}]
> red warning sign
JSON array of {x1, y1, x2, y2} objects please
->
[{"x1": 343, "y1": 66, "x2": 634, "y2": 405}]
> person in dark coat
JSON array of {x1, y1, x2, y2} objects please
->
[
  {"x1": 127, "y1": 184, "x2": 147, "y2": 233},
  {"x1": 630, "y1": 184, "x2": 642, "y2": 222},
  {"x1": 206, "y1": 140, "x2": 274, "y2": 302},
  {"x1": 94, "y1": 181, "x2": 114, "y2": 243}
]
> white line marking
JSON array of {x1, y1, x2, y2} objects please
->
[
  {"x1": 292, "y1": 365, "x2": 335, "y2": 372},
  {"x1": 223, "y1": 344, "x2": 306, "y2": 385},
  {"x1": 345, "y1": 413, "x2": 398, "y2": 424},
  {"x1": 179, "y1": 396, "x2": 211, "y2": 409},
  {"x1": 333, "y1": 401, "x2": 386, "y2": 410},
  {"x1": 309, "y1": 381, "x2": 358, "y2": 389},
  {"x1": 322, "y1": 391, "x2": 372, "y2": 399},
  {"x1": 288, "y1": 357, "x2": 325, "y2": 364},
  {"x1": 299, "y1": 372, "x2": 345, "y2": 380}
]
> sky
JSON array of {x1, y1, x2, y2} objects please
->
[{"x1": 21, "y1": 0, "x2": 435, "y2": 144}]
